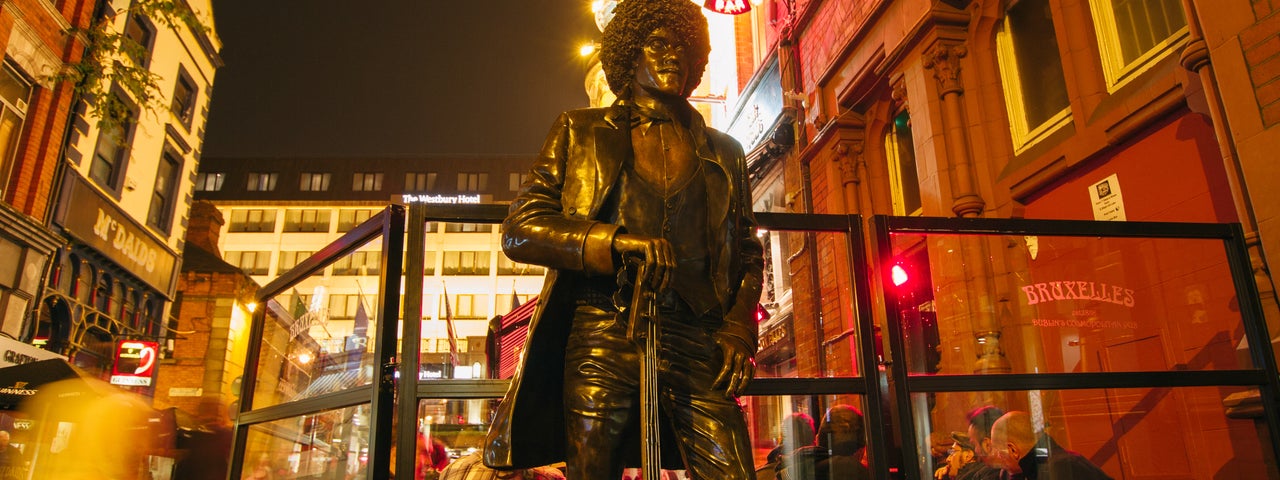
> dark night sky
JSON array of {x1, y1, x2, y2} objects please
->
[{"x1": 202, "y1": 1, "x2": 601, "y2": 158}]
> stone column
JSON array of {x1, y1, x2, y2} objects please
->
[{"x1": 925, "y1": 41, "x2": 1009, "y2": 373}]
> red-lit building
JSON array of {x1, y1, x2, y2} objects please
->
[{"x1": 719, "y1": 0, "x2": 1280, "y2": 477}]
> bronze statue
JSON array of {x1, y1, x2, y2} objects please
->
[{"x1": 482, "y1": 0, "x2": 764, "y2": 478}]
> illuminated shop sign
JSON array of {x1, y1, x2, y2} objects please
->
[
  {"x1": 1021, "y1": 281, "x2": 1135, "y2": 307},
  {"x1": 401, "y1": 193, "x2": 483, "y2": 205},
  {"x1": 726, "y1": 56, "x2": 782, "y2": 152},
  {"x1": 57, "y1": 173, "x2": 177, "y2": 295},
  {"x1": 110, "y1": 340, "x2": 158, "y2": 386}
]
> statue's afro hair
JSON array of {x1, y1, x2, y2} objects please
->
[{"x1": 600, "y1": 0, "x2": 710, "y2": 98}]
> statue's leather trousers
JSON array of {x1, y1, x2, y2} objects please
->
[{"x1": 562, "y1": 302, "x2": 754, "y2": 480}]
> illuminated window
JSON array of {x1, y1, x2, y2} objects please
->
[
  {"x1": 225, "y1": 251, "x2": 271, "y2": 275},
  {"x1": 0, "y1": 63, "x2": 31, "y2": 199},
  {"x1": 497, "y1": 253, "x2": 545, "y2": 276},
  {"x1": 442, "y1": 251, "x2": 491, "y2": 276},
  {"x1": 328, "y1": 294, "x2": 363, "y2": 319},
  {"x1": 508, "y1": 173, "x2": 529, "y2": 191},
  {"x1": 444, "y1": 222, "x2": 492, "y2": 233},
  {"x1": 457, "y1": 172, "x2": 488, "y2": 192},
  {"x1": 352, "y1": 172, "x2": 383, "y2": 192},
  {"x1": 194, "y1": 172, "x2": 224, "y2": 191},
  {"x1": 228, "y1": 209, "x2": 277, "y2": 232},
  {"x1": 246, "y1": 172, "x2": 278, "y2": 191},
  {"x1": 277, "y1": 251, "x2": 314, "y2": 276},
  {"x1": 283, "y1": 209, "x2": 331, "y2": 233},
  {"x1": 299, "y1": 172, "x2": 331, "y2": 192},
  {"x1": 405, "y1": 172, "x2": 437, "y2": 191},
  {"x1": 337, "y1": 209, "x2": 376, "y2": 231},
  {"x1": 331, "y1": 251, "x2": 381, "y2": 276},
  {"x1": 146, "y1": 149, "x2": 182, "y2": 232},
  {"x1": 1088, "y1": 0, "x2": 1187, "y2": 90},
  {"x1": 996, "y1": 0, "x2": 1071, "y2": 153},
  {"x1": 441, "y1": 293, "x2": 488, "y2": 319},
  {"x1": 884, "y1": 111, "x2": 922, "y2": 216}
]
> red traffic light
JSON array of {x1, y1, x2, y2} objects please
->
[{"x1": 891, "y1": 264, "x2": 909, "y2": 287}]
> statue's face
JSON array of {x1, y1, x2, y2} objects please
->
[{"x1": 633, "y1": 27, "x2": 691, "y2": 99}]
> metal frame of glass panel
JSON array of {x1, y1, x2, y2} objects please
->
[
  {"x1": 871, "y1": 215, "x2": 1280, "y2": 480},
  {"x1": 226, "y1": 204, "x2": 1280, "y2": 480}
]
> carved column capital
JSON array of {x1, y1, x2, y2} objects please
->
[
  {"x1": 835, "y1": 140, "x2": 864, "y2": 185},
  {"x1": 1180, "y1": 37, "x2": 1210, "y2": 73},
  {"x1": 924, "y1": 43, "x2": 968, "y2": 96}
]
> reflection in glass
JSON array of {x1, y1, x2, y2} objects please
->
[
  {"x1": 908, "y1": 387, "x2": 1272, "y2": 480},
  {"x1": 252, "y1": 243, "x2": 378, "y2": 409},
  {"x1": 241, "y1": 404, "x2": 370, "y2": 479},
  {"x1": 890, "y1": 233, "x2": 1249, "y2": 375}
]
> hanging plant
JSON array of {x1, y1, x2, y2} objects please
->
[{"x1": 53, "y1": 0, "x2": 209, "y2": 130}]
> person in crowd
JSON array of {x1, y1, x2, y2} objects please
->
[
  {"x1": 417, "y1": 433, "x2": 451, "y2": 480},
  {"x1": 777, "y1": 404, "x2": 870, "y2": 480},
  {"x1": 934, "y1": 433, "x2": 975, "y2": 480},
  {"x1": 989, "y1": 411, "x2": 1112, "y2": 480},
  {"x1": 953, "y1": 405, "x2": 1005, "y2": 480},
  {"x1": 439, "y1": 451, "x2": 563, "y2": 480},
  {"x1": 758, "y1": 412, "x2": 816, "y2": 480},
  {"x1": 175, "y1": 398, "x2": 234, "y2": 480},
  {"x1": 483, "y1": 0, "x2": 763, "y2": 479}
]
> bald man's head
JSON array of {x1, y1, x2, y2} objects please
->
[{"x1": 989, "y1": 412, "x2": 1037, "y2": 474}]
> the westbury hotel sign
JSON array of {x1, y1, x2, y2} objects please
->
[{"x1": 56, "y1": 173, "x2": 178, "y2": 296}]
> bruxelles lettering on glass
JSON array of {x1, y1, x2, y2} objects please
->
[{"x1": 1021, "y1": 281, "x2": 1135, "y2": 307}]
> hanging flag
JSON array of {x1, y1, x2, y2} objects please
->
[
  {"x1": 442, "y1": 285, "x2": 459, "y2": 367},
  {"x1": 510, "y1": 284, "x2": 522, "y2": 312},
  {"x1": 345, "y1": 297, "x2": 370, "y2": 370},
  {"x1": 291, "y1": 289, "x2": 307, "y2": 319}
]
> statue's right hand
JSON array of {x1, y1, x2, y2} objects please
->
[{"x1": 612, "y1": 234, "x2": 674, "y2": 292}]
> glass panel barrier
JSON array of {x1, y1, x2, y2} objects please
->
[
  {"x1": 887, "y1": 232, "x2": 1251, "y2": 375},
  {"x1": 906, "y1": 387, "x2": 1273, "y2": 480},
  {"x1": 241, "y1": 404, "x2": 371, "y2": 479},
  {"x1": 251, "y1": 238, "x2": 379, "y2": 409}
]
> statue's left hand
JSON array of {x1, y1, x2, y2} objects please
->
[{"x1": 713, "y1": 333, "x2": 755, "y2": 397}]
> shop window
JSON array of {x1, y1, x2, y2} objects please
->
[
  {"x1": 226, "y1": 251, "x2": 271, "y2": 276},
  {"x1": 405, "y1": 172, "x2": 437, "y2": 191},
  {"x1": 194, "y1": 172, "x2": 224, "y2": 191},
  {"x1": 352, "y1": 172, "x2": 383, "y2": 192},
  {"x1": 283, "y1": 209, "x2": 332, "y2": 233},
  {"x1": 277, "y1": 251, "x2": 314, "y2": 276},
  {"x1": 884, "y1": 111, "x2": 922, "y2": 216},
  {"x1": 0, "y1": 63, "x2": 31, "y2": 200},
  {"x1": 1089, "y1": 0, "x2": 1187, "y2": 90},
  {"x1": 299, "y1": 172, "x2": 331, "y2": 192},
  {"x1": 996, "y1": 0, "x2": 1071, "y2": 153},
  {"x1": 442, "y1": 251, "x2": 490, "y2": 276},
  {"x1": 246, "y1": 172, "x2": 278, "y2": 191},
  {"x1": 123, "y1": 14, "x2": 155, "y2": 67},
  {"x1": 89, "y1": 94, "x2": 136, "y2": 193},
  {"x1": 228, "y1": 209, "x2": 277, "y2": 233},
  {"x1": 457, "y1": 172, "x2": 488, "y2": 192},
  {"x1": 331, "y1": 251, "x2": 381, "y2": 276},
  {"x1": 146, "y1": 149, "x2": 182, "y2": 232},
  {"x1": 170, "y1": 67, "x2": 197, "y2": 127}
]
